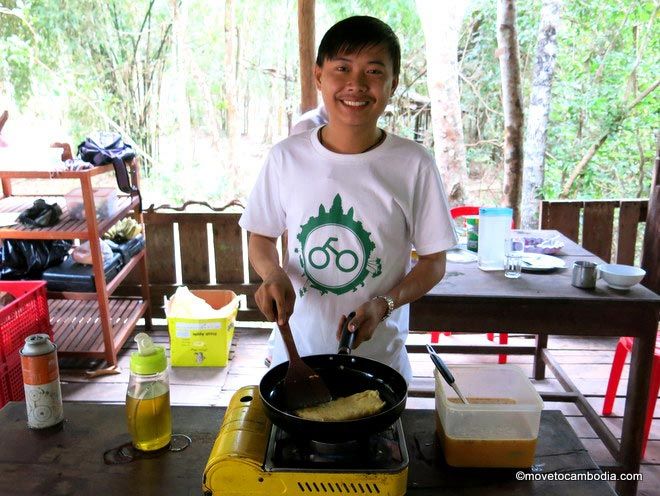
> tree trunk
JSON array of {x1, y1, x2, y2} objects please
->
[
  {"x1": 298, "y1": 0, "x2": 317, "y2": 114},
  {"x1": 224, "y1": 0, "x2": 239, "y2": 194},
  {"x1": 416, "y1": 0, "x2": 469, "y2": 206},
  {"x1": 171, "y1": 0, "x2": 192, "y2": 171},
  {"x1": 497, "y1": 0, "x2": 524, "y2": 225},
  {"x1": 520, "y1": 0, "x2": 562, "y2": 229}
]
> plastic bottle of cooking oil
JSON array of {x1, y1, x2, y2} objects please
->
[{"x1": 126, "y1": 332, "x2": 172, "y2": 451}]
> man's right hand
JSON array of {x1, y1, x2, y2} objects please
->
[{"x1": 255, "y1": 266, "x2": 295, "y2": 325}]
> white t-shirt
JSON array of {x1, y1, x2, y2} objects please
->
[
  {"x1": 291, "y1": 105, "x2": 328, "y2": 135},
  {"x1": 239, "y1": 127, "x2": 457, "y2": 383}
]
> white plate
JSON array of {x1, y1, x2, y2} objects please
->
[
  {"x1": 521, "y1": 253, "x2": 566, "y2": 272},
  {"x1": 446, "y1": 248, "x2": 478, "y2": 263}
]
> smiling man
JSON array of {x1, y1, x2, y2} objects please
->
[{"x1": 239, "y1": 16, "x2": 457, "y2": 383}]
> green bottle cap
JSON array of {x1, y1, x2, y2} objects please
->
[{"x1": 130, "y1": 333, "x2": 167, "y2": 375}]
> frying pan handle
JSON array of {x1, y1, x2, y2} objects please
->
[{"x1": 338, "y1": 311, "x2": 356, "y2": 355}]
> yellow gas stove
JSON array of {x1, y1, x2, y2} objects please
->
[{"x1": 203, "y1": 385, "x2": 408, "y2": 496}]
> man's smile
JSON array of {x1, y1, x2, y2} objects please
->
[{"x1": 339, "y1": 99, "x2": 370, "y2": 107}]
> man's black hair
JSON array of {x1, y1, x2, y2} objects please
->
[{"x1": 316, "y1": 16, "x2": 401, "y2": 78}]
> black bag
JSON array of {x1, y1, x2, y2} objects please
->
[
  {"x1": 77, "y1": 132, "x2": 138, "y2": 195},
  {"x1": 17, "y1": 199, "x2": 62, "y2": 228},
  {"x1": 0, "y1": 239, "x2": 72, "y2": 279}
]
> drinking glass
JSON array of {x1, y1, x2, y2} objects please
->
[{"x1": 504, "y1": 236, "x2": 525, "y2": 279}]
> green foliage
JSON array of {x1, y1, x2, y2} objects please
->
[
  {"x1": 545, "y1": 0, "x2": 658, "y2": 198},
  {"x1": 0, "y1": 0, "x2": 656, "y2": 205},
  {"x1": 458, "y1": 0, "x2": 657, "y2": 200}
]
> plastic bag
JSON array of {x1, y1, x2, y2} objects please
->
[
  {"x1": 0, "y1": 239, "x2": 71, "y2": 279},
  {"x1": 165, "y1": 286, "x2": 238, "y2": 319},
  {"x1": 71, "y1": 239, "x2": 114, "y2": 265}
]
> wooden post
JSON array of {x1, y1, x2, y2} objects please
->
[
  {"x1": 0, "y1": 110, "x2": 11, "y2": 196},
  {"x1": 298, "y1": 0, "x2": 317, "y2": 114},
  {"x1": 641, "y1": 131, "x2": 659, "y2": 293}
]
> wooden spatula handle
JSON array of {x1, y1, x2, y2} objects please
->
[
  {"x1": 279, "y1": 320, "x2": 302, "y2": 361},
  {"x1": 273, "y1": 301, "x2": 301, "y2": 361}
]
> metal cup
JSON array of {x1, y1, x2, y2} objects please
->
[{"x1": 572, "y1": 261, "x2": 598, "y2": 289}]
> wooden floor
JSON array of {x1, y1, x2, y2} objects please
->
[{"x1": 59, "y1": 324, "x2": 659, "y2": 496}]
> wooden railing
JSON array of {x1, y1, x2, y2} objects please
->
[
  {"x1": 118, "y1": 198, "x2": 653, "y2": 319},
  {"x1": 540, "y1": 199, "x2": 648, "y2": 265},
  {"x1": 119, "y1": 206, "x2": 283, "y2": 320}
]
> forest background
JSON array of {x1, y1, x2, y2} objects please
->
[{"x1": 0, "y1": 0, "x2": 657, "y2": 218}]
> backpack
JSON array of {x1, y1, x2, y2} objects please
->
[{"x1": 77, "y1": 132, "x2": 139, "y2": 196}]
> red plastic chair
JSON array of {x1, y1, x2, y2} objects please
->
[
  {"x1": 602, "y1": 333, "x2": 660, "y2": 458},
  {"x1": 429, "y1": 206, "x2": 509, "y2": 364}
]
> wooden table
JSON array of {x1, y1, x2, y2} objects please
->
[
  {"x1": 409, "y1": 230, "x2": 660, "y2": 496},
  {"x1": 0, "y1": 402, "x2": 614, "y2": 496}
]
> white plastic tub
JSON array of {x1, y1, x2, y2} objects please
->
[{"x1": 435, "y1": 364, "x2": 544, "y2": 467}]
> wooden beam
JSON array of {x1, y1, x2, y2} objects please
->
[
  {"x1": 540, "y1": 200, "x2": 581, "y2": 242},
  {"x1": 642, "y1": 189, "x2": 659, "y2": 292},
  {"x1": 297, "y1": 0, "x2": 317, "y2": 113},
  {"x1": 582, "y1": 201, "x2": 615, "y2": 262},
  {"x1": 617, "y1": 200, "x2": 642, "y2": 265},
  {"x1": 641, "y1": 133, "x2": 659, "y2": 293},
  {"x1": 542, "y1": 349, "x2": 621, "y2": 459}
]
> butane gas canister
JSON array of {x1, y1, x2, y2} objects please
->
[{"x1": 20, "y1": 334, "x2": 64, "y2": 429}]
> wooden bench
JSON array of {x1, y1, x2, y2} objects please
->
[{"x1": 119, "y1": 204, "x2": 274, "y2": 321}]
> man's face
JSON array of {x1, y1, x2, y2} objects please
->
[{"x1": 314, "y1": 44, "x2": 398, "y2": 131}]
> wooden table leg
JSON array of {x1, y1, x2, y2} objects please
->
[
  {"x1": 616, "y1": 326, "x2": 656, "y2": 496},
  {"x1": 534, "y1": 334, "x2": 548, "y2": 380},
  {"x1": 1, "y1": 177, "x2": 11, "y2": 196}
]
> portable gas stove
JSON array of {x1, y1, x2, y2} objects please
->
[{"x1": 203, "y1": 385, "x2": 409, "y2": 496}]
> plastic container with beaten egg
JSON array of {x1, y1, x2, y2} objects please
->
[{"x1": 435, "y1": 364, "x2": 544, "y2": 468}]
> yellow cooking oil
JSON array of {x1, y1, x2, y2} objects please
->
[
  {"x1": 126, "y1": 390, "x2": 172, "y2": 451},
  {"x1": 127, "y1": 332, "x2": 172, "y2": 452}
]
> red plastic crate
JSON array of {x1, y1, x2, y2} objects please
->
[
  {"x1": 0, "y1": 281, "x2": 51, "y2": 364},
  {"x1": 0, "y1": 362, "x2": 10, "y2": 409},
  {"x1": 3, "y1": 352, "x2": 24, "y2": 403}
]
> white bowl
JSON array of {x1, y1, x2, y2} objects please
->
[{"x1": 599, "y1": 264, "x2": 646, "y2": 290}]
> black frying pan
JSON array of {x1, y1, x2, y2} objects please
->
[{"x1": 259, "y1": 313, "x2": 408, "y2": 442}]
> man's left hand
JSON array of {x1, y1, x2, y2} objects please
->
[{"x1": 335, "y1": 297, "x2": 388, "y2": 348}]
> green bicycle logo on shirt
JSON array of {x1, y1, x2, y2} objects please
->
[
  {"x1": 296, "y1": 194, "x2": 382, "y2": 296},
  {"x1": 308, "y1": 237, "x2": 359, "y2": 272}
]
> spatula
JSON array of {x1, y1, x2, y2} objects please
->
[{"x1": 274, "y1": 304, "x2": 332, "y2": 411}]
